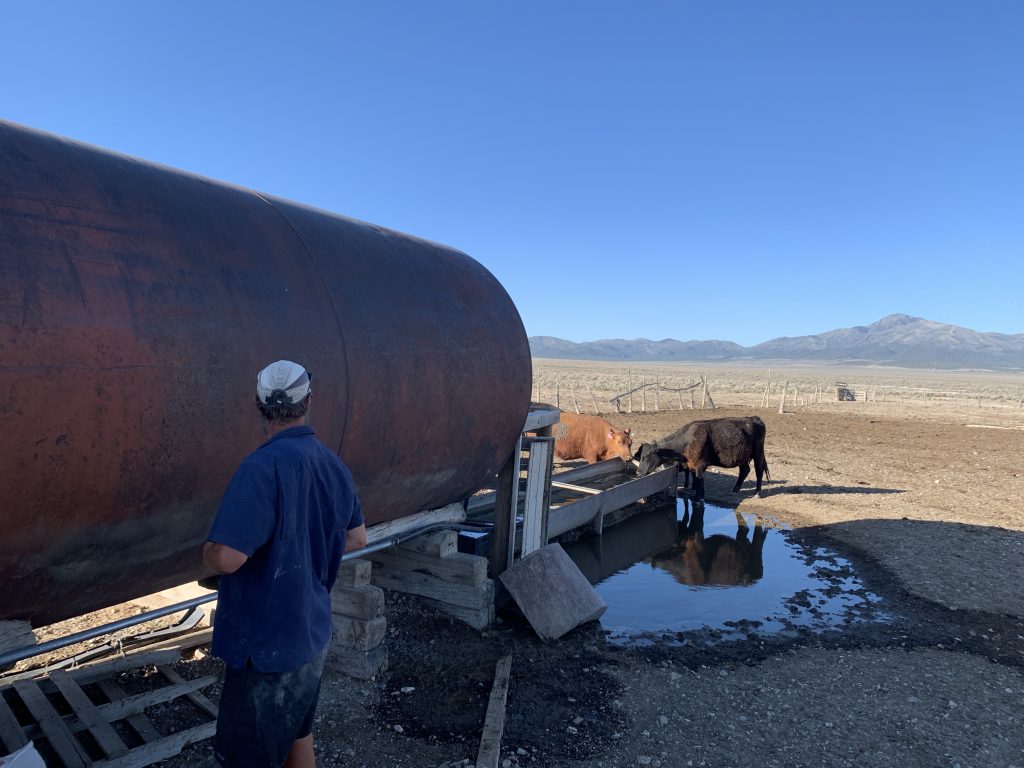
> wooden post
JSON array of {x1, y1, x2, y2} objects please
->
[
  {"x1": 489, "y1": 439, "x2": 522, "y2": 584},
  {"x1": 641, "y1": 376, "x2": 646, "y2": 412},
  {"x1": 585, "y1": 382, "x2": 599, "y2": 415},
  {"x1": 614, "y1": 396, "x2": 621, "y2": 413},
  {"x1": 532, "y1": 381, "x2": 538, "y2": 403},
  {"x1": 700, "y1": 374, "x2": 707, "y2": 410},
  {"x1": 689, "y1": 388, "x2": 695, "y2": 410},
  {"x1": 555, "y1": 380, "x2": 560, "y2": 411},
  {"x1": 628, "y1": 368, "x2": 633, "y2": 413},
  {"x1": 569, "y1": 381, "x2": 581, "y2": 414},
  {"x1": 761, "y1": 368, "x2": 772, "y2": 407},
  {"x1": 704, "y1": 376, "x2": 716, "y2": 409},
  {"x1": 655, "y1": 377, "x2": 660, "y2": 411},
  {"x1": 677, "y1": 388, "x2": 684, "y2": 411},
  {"x1": 778, "y1": 381, "x2": 788, "y2": 414}
]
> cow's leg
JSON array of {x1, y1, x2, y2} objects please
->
[
  {"x1": 693, "y1": 463, "x2": 707, "y2": 501},
  {"x1": 733, "y1": 461, "x2": 750, "y2": 492},
  {"x1": 754, "y1": 454, "x2": 769, "y2": 495},
  {"x1": 734, "y1": 508, "x2": 748, "y2": 534}
]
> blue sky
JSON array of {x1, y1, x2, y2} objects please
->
[{"x1": 2, "y1": 2, "x2": 1021, "y2": 345}]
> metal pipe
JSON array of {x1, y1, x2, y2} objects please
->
[{"x1": 0, "y1": 520, "x2": 470, "y2": 669}]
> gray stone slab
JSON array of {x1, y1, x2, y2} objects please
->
[{"x1": 498, "y1": 544, "x2": 606, "y2": 641}]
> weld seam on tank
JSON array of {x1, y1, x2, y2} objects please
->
[{"x1": 251, "y1": 189, "x2": 353, "y2": 452}]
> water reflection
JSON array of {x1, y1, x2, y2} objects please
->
[
  {"x1": 562, "y1": 499, "x2": 886, "y2": 642},
  {"x1": 650, "y1": 502, "x2": 767, "y2": 587}
]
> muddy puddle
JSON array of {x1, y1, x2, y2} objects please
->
[{"x1": 563, "y1": 500, "x2": 889, "y2": 644}]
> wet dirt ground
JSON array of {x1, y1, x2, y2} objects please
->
[{"x1": 16, "y1": 401, "x2": 1024, "y2": 767}]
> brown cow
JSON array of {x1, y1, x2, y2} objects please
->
[{"x1": 551, "y1": 411, "x2": 634, "y2": 464}]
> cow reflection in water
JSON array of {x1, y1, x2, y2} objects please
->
[{"x1": 650, "y1": 503, "x2": 768, "y2": 587}]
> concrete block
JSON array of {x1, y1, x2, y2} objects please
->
[{"x1": 498, "y1": 544, "x2": 606, "y2": 641}]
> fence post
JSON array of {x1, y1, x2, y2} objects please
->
[
  {"x1": 689, "y1": 388, "x2": 695, "y2": 410},
  {"x1": 569, "y1": 381, "x2": 581, "y2": 414},
  {"x1": 585, "y1": 382, "x2": 600, "y2": 415},
  {"x1": 555, "y1": 380, "x2": 560, "y2": 411},
  {"x1": 778, "y1": 381, "x2": 788, "y2": 414},
  {"x1": 677, "y1": 388, "x2": 684, "y2": 411},
  {"x1": 628, "y1": 368, "x2": 633, "y2": 413},
  {"x1": 642, "y1": 376, "x2": 646, "y2": 412},
  {"x1": 655, "y1": 377, "x2": 660, "y2": 411},
  {"x1": 700, "y1": 374, "x2": 707, "y2": 410}
]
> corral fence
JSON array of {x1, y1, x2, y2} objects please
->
[{"x1": 532, "y1": 365, "x2": 1024, "y2": 415}]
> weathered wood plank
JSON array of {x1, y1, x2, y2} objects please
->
[
  {"x1": 95, "y1": 676, "x2": 217, "y2": 721},
  {"x1": 49, "y1": 670, "x2": 129, "y2": 758},
  {"x1": 12, "y1": 679, "x2": 88, "y2": 768},
  {"x1": 489, "y1": 441, "x2": 522, "y2": 580},
  {"x1": 365, "y1": 503, "x2": 465, "y2": 545},
  {"x1": 547, "y1": 466, "x2": 677, "y2": 539},
  {"x1": 91, "y1": 721, "x2": 216, "y2": 768},
  {"x1": 95, "y1": 680, "x2": 162, "y2": 744},
  {"x1": 0, "y1": 692, "x2": 28, "y2": 752},
  {"x1": 522, "y1": 440, "x2": 552, "y2": 557},
  {"x1": 398, "y1": 530, "x2": 457, "y2": 558},
  {"x1": 330, "y1": 616, "x2": 387, "y2": 652},
  {"x1": 157, "y1": 666, "x2": 218, "y2": 720},
  {"x1": 330, "y1": 584, "x2": 386, "y2": 620},
  {"x1": 420, "y1": 597, "x2": 494, "y2": 631},
  {"x1": 335, "y1": 559, "x2": 372, "y2": 588},
  {"x1": 362, "y1": 550, "x2": 487, "y2": 585},
  {"x1": 475, "y1": 655, "x2": 513, "y2": 768},
  {"x1": 371, "y1": 567, "x2": 495, "y2": 610},
  {"x1": 523, "y1": 407, "x2": 559, "y2": 432}
]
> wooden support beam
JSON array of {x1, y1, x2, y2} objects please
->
[
  {"x1": 336, "y1": 559, "x2": 373, "y2": 588},
  {"x1": 371, "y1": 568, "x2": 495, "y2": 610},
  {"x1": 96, "y1": 676, "x2": 217, "y2": 722},
  {"x1": 331, "y1": 584, "x2": 386, "y2": 620},
  {"x1": 362, "y1": 550, "x2": 487, "y2": 585},
  {"x1": 489, "y1": 439, "x2": 522, "y2": 580},
  {"x1": 330, "y1": 616, "x2": 387, "y2": 652},
  {"x1": 475, "y1": 655, "x2": 513, "y2": 768}
]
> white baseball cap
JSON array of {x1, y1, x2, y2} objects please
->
[{"x1": 256, "y1": 360, "x2": 312, "y2": 405}]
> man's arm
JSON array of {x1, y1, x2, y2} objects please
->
[
  {"x1": 345, "y1": 523, "x2": 367, "y2": 553},
  {"x1": 203, "y1": 541, "x2": 249, "y2": 574}
]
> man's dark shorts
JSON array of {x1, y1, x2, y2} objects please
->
[{"x1": 214, "y1": 649, "x2": 326, "y2": 767}]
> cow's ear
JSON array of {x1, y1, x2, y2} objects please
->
[
  {"x1": 624, "y1": 428, "x2": 631, "y2": 435},
  {"x1": 607, "y1": 429, "x2": 614, "y2": 439}
]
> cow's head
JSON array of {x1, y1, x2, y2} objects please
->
[
  {"x1": 634, "y1": 442, "x2": 681, "y2": 477},
  {"x1": 606, "y1": 426, "x2": 633, "y2": 462}
]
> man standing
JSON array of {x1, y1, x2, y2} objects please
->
[{"x1": 204, "y1": 360, "x2": 367, "y2": 768}]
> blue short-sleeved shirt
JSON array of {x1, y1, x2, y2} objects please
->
[{"x1": 207, "y1": 425, "x2": 363, "y2": 673}]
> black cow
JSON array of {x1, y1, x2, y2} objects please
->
[
  {"x1": 650, "y1": 502, "x2": 767, "y2": 586},
  {"x1": 634, "y1": 416, "x2": 769, "y2": 501}
]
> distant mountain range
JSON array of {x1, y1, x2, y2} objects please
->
[{"x1": 529, "y1": 314, "x2": 1024, "y2": 370}]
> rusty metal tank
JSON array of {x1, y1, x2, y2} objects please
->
[{"x1": 0, "y1": 121, "x2": 531, "y2": 626}]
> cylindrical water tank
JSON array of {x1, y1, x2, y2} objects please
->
[{"x1": 0, "y1": 121, "x2": 530, "y2": 626}]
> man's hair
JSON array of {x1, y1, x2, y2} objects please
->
[{"x1": 255, "y1": 393, "x2": 310, "y2": 423}]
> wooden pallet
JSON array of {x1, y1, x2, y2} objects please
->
[{"x1": 0, "y1": 652, "x2": 217, "y2": 767}]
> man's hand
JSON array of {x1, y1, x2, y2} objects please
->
[
  {"x1": 345, "y1": 523, "x2": 367, "y2": 553},
  {"x1": 203, "y1": 541, "x2": 248, "y2": 574}
]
